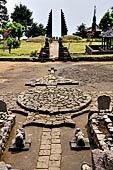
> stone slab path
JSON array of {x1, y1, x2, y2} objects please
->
[
  {"x1": 50, "y1": 41, "x2": 59, "y2": 59},
  {"x1": 36, "y1": 128, "x2": 61, "y2": 170}
]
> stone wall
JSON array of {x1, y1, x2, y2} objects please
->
[
  {"x1": 0, "y1": 111, "x2": 15, "y2": 157},
  {"x1": 88, "y1": 110, "x2": 113, "y2": 150},
  {"x1": 92, "y1": 149, "x2": 113, "y2": 170}
]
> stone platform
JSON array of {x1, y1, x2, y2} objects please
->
[
  {"x1": 70, "y1": 138, "x2": 90, "y2": 150},
  {"x1": 9, "y1": 140, "x2": 31, "y2": 152}
]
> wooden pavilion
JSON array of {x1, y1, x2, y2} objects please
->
[{"x1": 100, "y1": 27, "x2": 113, "y2": 50}]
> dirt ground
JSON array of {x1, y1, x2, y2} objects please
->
[{"x1": 0, "y1": 61, "x2": 113, "y2": 170}]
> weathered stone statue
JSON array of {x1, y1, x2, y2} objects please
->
[
  {"x1": 70, "y1": 128, "x2": 90, "y2": 150},
  {"x1": 74, "y1": 128, "x2": 85, "y2": 146},
  {"x1": 38, "y1": 38, "x2": 50, "y2": 61},
  {"x1": 58, "y1": 37, "x2": 71, "y2": 61},
  {"x1": 9, "y1": 128, "x2": 31, "y2": 151},
  {"x1": 58, "y1": 37, "x2": 63, "y2": 47},
  {"x1": 81, "y1": 162, "x2": 92, "y2": 170},
  {"x1": 15, "y1": 128, "x2": 25, "y2": 148},
  {"x1": 45, "y1": 38, "x2": 49, "y2": 48}
]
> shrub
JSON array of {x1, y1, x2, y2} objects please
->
[{"x1": 30, "y1": 50, "x2": 38, "y2": 57}]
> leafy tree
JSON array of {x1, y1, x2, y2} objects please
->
[
  {"x1": 7, "y1": 22, "x2": 25, "y2": 40},
  {"x1": 11, "y1": 3, "x2": 33, "y2": 29},
  {"x1": 25, "y1": 23, "x2": 46, "y2": 38},
  {"x1": 1, "y1": 21, "x2": 25, "y2": 40},
  {"x1": 99, "y1": 11, "x2": 113, "y2": 31},
  {"x1": 74, "y1": 23, "x2": 86, "y2": 38},
  {"x1": 0, "y1": 0, "x2": 9, "y2": 25},
  {"x1": 0, "y1": 22, "x2": 23, "y2": 53}
]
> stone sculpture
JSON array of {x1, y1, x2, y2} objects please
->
[
  {"x1": 9, "y1": 128, "x2": 31, "y2": 151},
  {"x1": 81, "y1": 162, "x2": 92, "y2": 170},
  {"x1": 74, "y1": 128, "x2": 85, "y2": 146},
  {"x1": 58, "y1": 37, "x2": 71, "y2": 61},
  {"x1": 70, "y1": 128, "x2": 90, "y2": 150},
  {"x1": 15, "y1": 128, "x2": 25, "y2": 148},
  {"x1": 45, "y1": 38, "x2": 49, "y2": 48}
]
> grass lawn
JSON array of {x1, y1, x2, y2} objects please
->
[
  {"x1": 0, "y1": 40, "x2": 44, "y2": 58},
  {"x1": 64, "y1": 40, "x2": 102, "y2": 54}
]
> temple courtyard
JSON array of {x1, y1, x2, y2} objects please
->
[{"x1": 0, "y1": 61, "x2": 113, "y2": 170}]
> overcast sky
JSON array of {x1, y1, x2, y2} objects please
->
[{"x1": 6, "y1": 0, "x2": 113, "y2": 36}]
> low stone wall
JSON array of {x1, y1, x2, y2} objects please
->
[
  {"x1": 88, "y1": 110, "x2": 113, "y2": 151},
  {"x1": 0, "y1": 111, "x2": 15, "y2": 157},
  {"x1": 86, "y1": 45, "x2": 113, "y2": 55},
  {"x1": 92, "y1": 149, "x2": 113, "y2": 170}
]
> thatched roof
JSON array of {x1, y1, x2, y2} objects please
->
[{"x1": 100, "y1": 27, "x2": 113, "y2": 38}]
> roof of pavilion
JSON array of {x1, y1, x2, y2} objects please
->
[
  {"x1": 100, "y1": 27, "x2": 113, "y2": 38},
  {"x1": 85, "y1": 25, "x2": 102, "y2": 32}
]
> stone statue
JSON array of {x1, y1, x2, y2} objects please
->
[
  {"x1": 74, "y1": 128, "x2": 85, "y2": 146},
  {"x1": 70, "y1": 128, "x2": 90, "y2": 150},
  {"x1": 45, "y1": 38, "x2": 49, "y2": 48},
  {"x1": 15, "y1": 128, "x2": 25, "y2": 148},
  {"x1": 58, "y1": 37, "x2": 63, "y2": 47},
  {"x1": 81, "y1": 162, "x2": 92, "y2": 170},
  {"x1": 9, "y1": 128, "x2": 31, "y2": 151}
]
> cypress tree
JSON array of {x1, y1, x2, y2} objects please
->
[
  {"x1": 61, "y1": 9, "x2": 68, "y2": 36},
  {"x1": 92, "y1": 6, "x2": 96, "y2": 31},
  {"x1": 46, "y1": 10, "x2": 52, "y2": 38}
]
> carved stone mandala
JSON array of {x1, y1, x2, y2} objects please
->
[
  {"x1": 18, "y1": 87, "x2": 91, "y2": 114},
  {"x1": 17, "y1": 68, "x2": 92, "y2": 128}
]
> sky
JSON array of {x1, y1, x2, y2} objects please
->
[{"x1": 6, "y1": 0, "x2": 113, "y2": 36}]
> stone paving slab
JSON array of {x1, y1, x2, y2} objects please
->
[
  {"x1": 37, "y1": 162, "x2": 49, "y2": 169},
  {"x1": 52, "y1": 139, "x2": 61, "y2": 144},
  {"x1": 40, "y1": 145, "x2": 51, "y2": 150},
  {"x1": 49, "y1": 160, "x2": 60, "y2": 167},
  {"x1": 41, "y1": 140, "x2": 51, "y2": 145},
  {"x1": 39, "y1": 150, "x2": 51, "y2": 156},
  {"x1": 51, "y1": 148, "x2": 62, "y2": 154},
  {"x1": 38, "y1": 156, "x2": 49, "y2": 162},
  {"x1": 50, "y1": 154, "x2": 61, "y2": 161}
]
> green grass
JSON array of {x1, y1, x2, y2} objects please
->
[
  {"x1": 64, "y1": 40, "x2": 102, "y2": 54},
  {"x1": 0, "y1": 39, "x2": 44, "y2": 58},
  {"x1": 0, "y1": 37, "x2": 113, "y2": 59}
]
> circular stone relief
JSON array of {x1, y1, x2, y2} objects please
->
[{"x1": 17, "y1": 87, "x2": 91, "y2": 114}]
